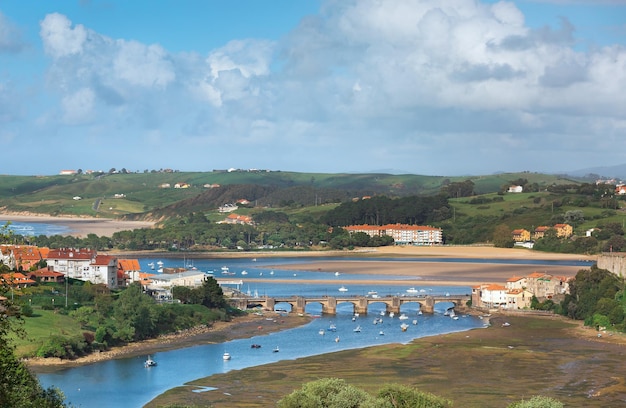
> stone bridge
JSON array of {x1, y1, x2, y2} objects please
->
[{"x1": 230, "y1": 294, "x2": 471, "y2": 315}]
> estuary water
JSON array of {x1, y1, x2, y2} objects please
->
[{"x1": 37, "y1": 256, "x2": 591, "y2": 408}]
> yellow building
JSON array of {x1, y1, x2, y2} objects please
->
[{"x1": 511, "y1": 229, "x2": 530, "y2": 242}]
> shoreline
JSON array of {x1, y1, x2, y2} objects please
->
[
  {"x1": 27, "y1": 312, "x2": 311, "y2": 374},
  {"x1": 0, "y1": 213, "x2": 156, "y2": 238}
]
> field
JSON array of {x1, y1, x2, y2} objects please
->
[{"x1": 10, "y1": 309, "x2": 85, "y2": 357}]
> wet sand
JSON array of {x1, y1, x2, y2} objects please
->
[{"x1": 0, "y1": 213, "x2": 155, "y2": 238}]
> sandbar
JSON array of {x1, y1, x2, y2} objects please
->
[{"x1": 0, "y1": 213, "x2": 155, "y2": 238}]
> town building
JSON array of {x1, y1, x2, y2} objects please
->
[
  {"x1": 343, "y1": 224, "x2": 443, "y2": 245},
  {"x1": 511, "y1": 229, "x2": 530, "y2": 242}
]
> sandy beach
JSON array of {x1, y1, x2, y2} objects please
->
[{"x1": 0, "y1": 213, "x2": 155, "y2": 237}]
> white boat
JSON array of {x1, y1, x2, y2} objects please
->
[
  {"x1": 327, "y1": 323, "x2": 337, "y2": 332},
  {"x1": 353, "y1": 325, "x2": 361, "y2": 333},
  {"x1": 400, "y1": 323, "x2": 409, "y2": 332},
  {"x1": 367, "y1": 290, "x2": 378, "y2": 296},
  {"x1": 241, "y1": 270, "x2": 248, "y2": 275},
  {"x1": 379, "y1": 330, "x2": 385, "y2": 336},
  {"x1": 406, "y1": 287, "x2": 418, "y2": 294},
  {"x1": 144, "y1": 356, "x2": 157, "y2": 367},
  {"x1": 319, "y1": 329, "x2": 325, "y2": 336},
  {"x1": 147, "y1": 262, "x2": 155, "y2": 270},
  {"x1": 389, "y1": 312, "x2": 395, "y2": 318},
  {"x1": 412, "y1": 319, "x2": 418, "y2": 325},
  {"x1": 273, "y1": 346, "x2": 280, "y2": 353},
  {"x1": 418, "y1": 310, "x2": 423, "y2": 315},
  {"x1": 398, "y1": 314, "x2": 408, "y2": 320},
  {"x1": 338, "y1": 286, "x2": 348, "y2": 292},
  {"x1": 223, "y1": 352, "x2": 231, "y2": 360},
  {"x1": 335, "y1": 271, "x2": 340, "y2": 276},
  {"x1": 157, "y1": 260, "x2": 164, "y2": 266},
  {"x1": 380, "y1": 310, "x2": 386, "y2": 316}
]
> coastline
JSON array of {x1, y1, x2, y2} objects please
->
[
  {"x1": 0, "y1": 213, "x2": 156, "y2": 238},
  {"x1": 27, "y1": 312, "x2": 311, "y2": 374}
]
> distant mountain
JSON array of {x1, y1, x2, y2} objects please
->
[{"x1": 566, "y1": 163, "x2": 626, "y2": 180}]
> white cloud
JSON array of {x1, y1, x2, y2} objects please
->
[
  {"x1": 61, "y1": 87, "x2": 95, "y2": 124},
  {"x1": 113, "y1": 40, "x2": 175, "y2": 88},
  {"x1": 40, "y1": 13, "x2": 87, "y2": 58},
  {"x1": 13, "y1": 1, "x2": 626, "y2": 175}
]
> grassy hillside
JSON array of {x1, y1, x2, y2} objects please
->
[{"x1": 0, "y1": 171, "x2": 583, "y2": 220}]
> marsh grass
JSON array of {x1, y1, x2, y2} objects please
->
[{"x1": 146, "y1": 314, "x2": 626, "y2": 408}]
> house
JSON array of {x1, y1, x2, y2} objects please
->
[
  {"x1": 1, "y1": 272, "x2": 36, "y2": 288},
  {"x1": 236, "y1": 199, "x2": 250, "y2": 205},
  {"x1": 507, "y1": 185, "x2": 523, "y2": 193},
  {"x1": 46, "y1": 248, "x2": 96, "y2": 279},
  {"x1": 118, "y1": 259, "x2": 142, "y2": 286},
  {"x1": 505, "y1": 289, "x2": 534, "y2": 309},
  {"x1": 505, "y1": 276, "x2": 527, "y2": 291},
  {"x1": 174, "y1": 182, "x2": 190, "y2": 188},
  {"x1": 12, "y1": 245, "x2": 46, "y2": 271},
  {"x1": 148, "y1": 270, "x2": 207, "y2": 289},
  {"x1": 616, "y1": 185, "x2": 626, "y2": 195},
  {"x1": 220, "y1": 213, "x2": 254, "y2": 225},
  {"x1": 87, "y1": 255, "x2": 119, "y2": 288},
  {"x1": 472, "y1": 283, "x2": 508, "y2": 308},
  {"x1": 159, "y1": 183, "x2": 171, "y2": 188},
  {"x1": 554, "y1": 223, "x2": 573, "y2": 238},
  {"x1": 533, "y1": 226, "x2": 550, "y2": 240},
  {"x1": 28, "y1": 267, "x2": 65, "y2": 284},
  {"x1": 59, "y1": 170, "x2": 77, "y2": 175},
  {"x1": 511, "y1": 229, "x2": 530, "y2": 242},
  {"x1": 218, "y1": 203, "x2": 238, "y2": 213}
]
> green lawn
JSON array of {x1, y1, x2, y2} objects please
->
[{"x1": 10, "y1": 309, "x2": 87, "y2": 358}]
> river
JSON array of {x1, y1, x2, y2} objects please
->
[{"x1": 36, "y1": 256, "x2": 591, "y2": 408}]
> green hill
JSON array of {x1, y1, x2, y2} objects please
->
[{"x1": 0, "y1": 171, "x2": 583, "y2": 221}]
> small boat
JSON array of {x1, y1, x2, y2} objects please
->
[
  {"x1": 400, "y1": 323, "x2": 409, "y2": 332},
  {"x1": 418, "y1": 310, "x2": 423, "y2": 315},
  {"x1": 412, "y1": 319, "x2": 418, "y2": 325},
  {"x1": 335, "y1": 271, "x2": 340, "y2": 276},
  {"x1": 389, "y1": 312, "x2": 395, "y2": 318},
  {"x1": 273, "y1": 346, "x2": 280, "y2": 353},
  {"x1": 398, "y1": 314, "x2": 408, "y2": 320},
  {"x1": 379, "y1": 330, "x2": 385, "y2": 336},
  {"x1": 338, "y1": 286, "x2": 348, "y2": 292},
  {"x1": 335, "y1": 336, "x2": 340, "y2": 343},
  {"x1": 318, "y1": 329, "x2": 325, "y2": 336},
  {"x1": 147, "y1": 262, "x2": 155, "y2": 270},
  {"x1": 327, "y1": 324, "x2": 337, "y2": 332},
  {"x1": 502, "y1": 322, "x2": 511, "y2": 327},
  {"x1": 353, "y1": 325, "x2": 361, "y2": 333},
  {"x1": 241, "y1": 270, "x2": 248, "y2": 275},
  {"x1": 144, "y1": 356, "x2": 157, "y2": 367},
  {"x1": 406, "y1": 287, "x2": 418, "y2": 294},
  {"x1": 251, "y1": 344, "x2": 262, "y2": 349},
  {"x1": 157, "y1": 260, "x2": 164, "y2": 266},
  {"x1": 223, "y1": 352, "x2": 231, "y2": 360},
  {"x1": 380, "y1": 310, "x2": 386, "y2": 316},
  {"x1": 270, "y1": 270, "x2": 274, "y2": 275},
  {"x1": 367, "y1": 290, "x2": 378, "y2": 296}
]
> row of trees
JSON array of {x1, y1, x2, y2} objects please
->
[
  {"x1": 20, "y1": 278, "x2": 232, "y2": 360},
  {"x1": 0, "y1": 284, "x2": 68, "y2": 407},
  {"x1": 277, "y1": 378, "x2": 563, "y2": 408}
]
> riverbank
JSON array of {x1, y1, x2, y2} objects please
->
[
  {"x1": 27, "y1": 312, "x2": 311, "y2": 374},
  {"x1": 0, "y1": 213, "x2": 155, "y2": 238},
  {"x1": 147, "y1": 313, "x2": 626, "y2": 408}
]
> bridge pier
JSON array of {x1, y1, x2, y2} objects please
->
[
  {"x1": 421, "y1": 296, "x2": 435, "y2": 314},
  {"x1": 292, "y1": 296, "x2": 306, "y2": 314},
  {"x1": 355, "y1": 297, "x2": 369, "y2": 315},
  {"x1": 322, "y1": 297, "x2": 337, "y2": 315}
]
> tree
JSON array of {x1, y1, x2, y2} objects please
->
[
  {"x1": 493, "y1": 224, "x2": 515, "y2": 248},
  {"x1": 197, "y1": 277, "x2": 227, "y2": 309},
  {"x1": 277, "y1": 378, "x2": 374, "y2": 408},
  {"x1": 0, "y1": 284, "x2": 68, "y2": 407}
]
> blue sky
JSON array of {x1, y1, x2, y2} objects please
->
[{"x1": 1, "y1": 0, "x2": 625, "y2": 176}]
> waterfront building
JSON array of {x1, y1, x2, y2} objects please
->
[{"x1": 343, "y1": 223, "x2": 443, "y2": 245}]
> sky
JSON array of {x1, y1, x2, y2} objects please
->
[{"x1": 1, "y1": 0, "x2": 625, "y2": 177}]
